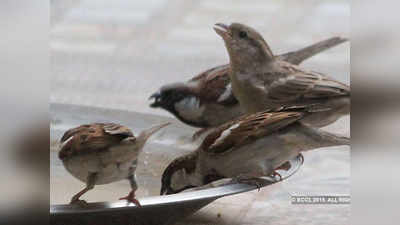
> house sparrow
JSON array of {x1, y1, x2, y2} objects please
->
[
  {"x1": 149, "y1": 36, "x2": 348, "y2": 136},
  {"x1": 58, "y1": 122, "x2": 170, "y2": 206},
  {"x1": 214, "y1": 23, "x2": 350, "y2": 127},
  {"x1": 160, "y1": 108, "x2": 349, "y2": 195}
]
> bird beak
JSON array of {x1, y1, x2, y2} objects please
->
[
  {"x1": 214, "y1": 23, "x2": 231, "y2": 39},
  {"x1": 149, "y1": 91, "x2": 161, "y2": 107}
]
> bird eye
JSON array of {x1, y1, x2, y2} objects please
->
[{"x1": 239, "y1": 31, "x2": 247, "y2": 38}]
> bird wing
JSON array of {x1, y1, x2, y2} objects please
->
[
  {"x1": 58, "y1": 123, "x2": 134, "y2": 160},
  {"x1": 191, "y1": 65, "x2": 238, "y2": 106},
  {"x1": 102, "y1": 123, "x2": 133, "y2": 136},
  {"x1": 190, "y1": 64, "x2": 229, "y2": 82},
  {"x1": 201, "y1": 111, "x2": 304, "y2": 155},
  {"x1": 266, "y1": 70, "x2": 349, "y2": 105}
]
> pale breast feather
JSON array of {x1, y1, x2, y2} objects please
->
[{"x1": 174, "y1": 96, "x2": 205, "y2": 121}]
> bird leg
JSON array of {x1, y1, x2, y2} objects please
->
[
  {"x1": 119, "y1": 173, "x2": 141, "y2": 207},
  {"x1": 119, "y1": 190, "x2": 141, "y2": 207},
  {"x1": 70, "y1": 172, "x2": 97, "y2": 205}
]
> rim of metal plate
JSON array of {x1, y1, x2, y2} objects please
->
[{"x1": 50, "y1": 154, "x2": 303, "y2": 216}]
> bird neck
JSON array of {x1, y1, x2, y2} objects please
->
[{"x1": 228, "y1": 51, "x2": 274, "y2": 74}]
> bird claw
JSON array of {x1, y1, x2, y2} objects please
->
[
  {"x1": 119, "y1": 191, "x2": 141, "y2": 207},
  {"x1": 269, "y1": 170, "x2": 283, "y2": 182},
  {"x1": 230, "y1": 176, "x2": 263, "y2": 191},
  {"x1": 69, "y1": 199, "x2": 89, "y2": 207}
]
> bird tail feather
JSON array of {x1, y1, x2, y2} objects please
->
[{"x1": 278, "y1": 36, "x2": 348, "y2": 65}]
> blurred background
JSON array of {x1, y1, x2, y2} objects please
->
[
  {"x1": 1, "y1": 0, "x2": 400, "y2": 225},
  {"x1": 50, "y1": 0, "x2": 349, "y2": 115}
]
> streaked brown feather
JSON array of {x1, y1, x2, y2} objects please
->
[
  {"x1": 201, "y1": 111, "x2": 304, "y2": 155},
  {"x1": 190, "y1": 64, "x2": 229, "y2": 82},
  {"x1": 58, "y1": 123, "x2": 134, "y2": 160},
  {"x1": 189, "y1": 64, "x2": 237, "y2": 106},
  {"x1": 267, "y1": 68, "x2": 349, "y2": 104},
  {"x1": 199, "y1": 70, "x2": 230, "y2": 102}
]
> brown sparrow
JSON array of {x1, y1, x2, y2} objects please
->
[
  {"x1": 149, "y1": 36, "x2": 348, "y2": 137},
  {"x1": 214, "y1": 23, "x2": 350, "y2": 127},
  {"x1": 160, "y1": 108, "x2": 349, "y2": 195},
  {"x1": 58, "y1": 122, "x2": 170, "y2": 206}
]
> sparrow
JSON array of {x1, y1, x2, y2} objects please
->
[
  {"x1": 214, "y1": 23, "x2": 350, "y2": 127},
  {"x1": 160, "y1": 108, "x2": 349, "y2": 195},
  {"x1": 149, "y1": 36, "x2": 348, "y2": 137},
  {"x1": 58, "y1": 122, "x2": 170, "y2": 206}
]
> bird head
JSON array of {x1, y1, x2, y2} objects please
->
[
  {"x1": 150, "y1": 82, "x2": 208, "y2": 127},
  {"x1": 160, "y1": 153, "x2": 199, "y2": 195},
  {"x1": 149, "y1": 82, "x2": 191, "y2": 110},
  {"x1": 214, "y1": 23, "x2": 274, "y2": 68}
]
